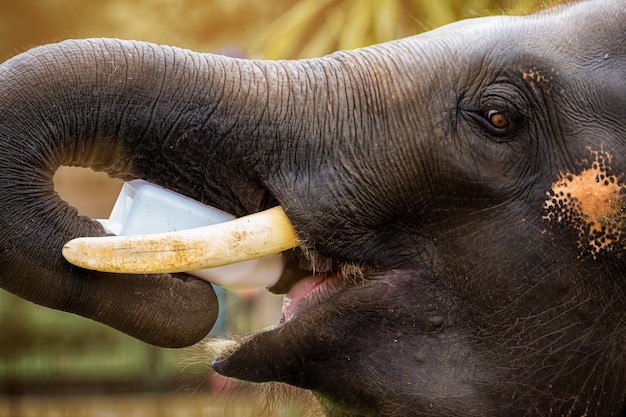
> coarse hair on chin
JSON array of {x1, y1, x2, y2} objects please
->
[{"x1": 181, "y1": 337, "x2": 324, "y2": 417}]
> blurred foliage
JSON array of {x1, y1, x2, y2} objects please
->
[
  {"x1": 248, "y1": 0, "x2": 563, "y2": 59},
  {"x1": 1, "y1": 0, "x2": 559, "y2": 62},
  {"x1": 248, "y1": 0, "x2": 492, "y2": 58},
  {"x1": 0, "y1": 0, "x2": 290, "y2": 60}
]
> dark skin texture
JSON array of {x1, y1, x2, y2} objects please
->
[{"x1": 0, "y1": 0, "x2": 625, "y2": 415}]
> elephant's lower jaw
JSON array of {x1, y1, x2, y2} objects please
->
[
  {"x1": 211, "y1": 269, "x2": 450, "y2": 415},
  {"x1": 211, "y1": 264, "x2": 361, "y2": 385}
]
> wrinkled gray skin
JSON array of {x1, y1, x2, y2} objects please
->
[{"x1": 0, "y1": 0, "x2": 625, "y2": 415}]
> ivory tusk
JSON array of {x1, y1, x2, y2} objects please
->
[{"x1": 62, "y1": 206, "x2": 298, "y2": 274}]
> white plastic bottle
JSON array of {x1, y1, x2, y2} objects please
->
[{"x1": 99, "y1": 179, "x2": 285, "y2": 290}]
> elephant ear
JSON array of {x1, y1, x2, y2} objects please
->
[{"x1": 0, "y1": 38, "x2": 219, "y2": 348}]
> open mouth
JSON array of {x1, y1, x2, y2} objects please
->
[{"x1": 274, "y1": 251, "x2": 344, "y2": 323}]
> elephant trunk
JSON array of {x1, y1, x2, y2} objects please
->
[
  {"x1": 0, "y1": 36, "x2": 414, "y2": 345},
  {"x1": 0, "y1": 38, "x2": 305, "y2": 346}
]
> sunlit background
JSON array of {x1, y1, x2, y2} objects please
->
[{"x1": 1, "y1": 1, "x2": 550, "y2": 415}]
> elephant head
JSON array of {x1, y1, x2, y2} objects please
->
[{"x1": 1, "y1": 0, "x2": 625, "y2": 415}]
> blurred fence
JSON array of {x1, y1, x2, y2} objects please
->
[
  {"x1": 0, "y1": 287, "x2": 206, "y2": 396},
  {"x1": 0, "y1": 262, "x2": 282, "y2": 396}
]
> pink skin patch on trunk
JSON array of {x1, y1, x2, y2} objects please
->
[{"x1": 543, "y1": 147, "x2": 626, "y2": 258}]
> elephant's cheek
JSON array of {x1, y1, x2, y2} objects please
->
[{"x1": 543, "y1": 147, "x2": 626, "y2": 258}]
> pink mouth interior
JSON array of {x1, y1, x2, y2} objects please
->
[{"x1": 281, "y1": 273, "x2": 327, "y2": 322}]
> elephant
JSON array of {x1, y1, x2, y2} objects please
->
[{"x1": 0, "y1": 0, "x2": 624, "y2": 415}]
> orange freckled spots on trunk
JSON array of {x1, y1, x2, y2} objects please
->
[{"x1": 543, "y1": 148, "x2": 626, "y2": 258}]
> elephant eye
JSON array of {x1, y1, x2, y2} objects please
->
[
  {"x1": 484, "y1": 109, "x2": 511, "y2": 130},
  {"x1": 460, "y1": 102, "x2": 520, "y2": 139}
]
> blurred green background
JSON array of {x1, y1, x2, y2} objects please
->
[{"x1": 0, "y1": 0, "x2": 549, "y2": 415}]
